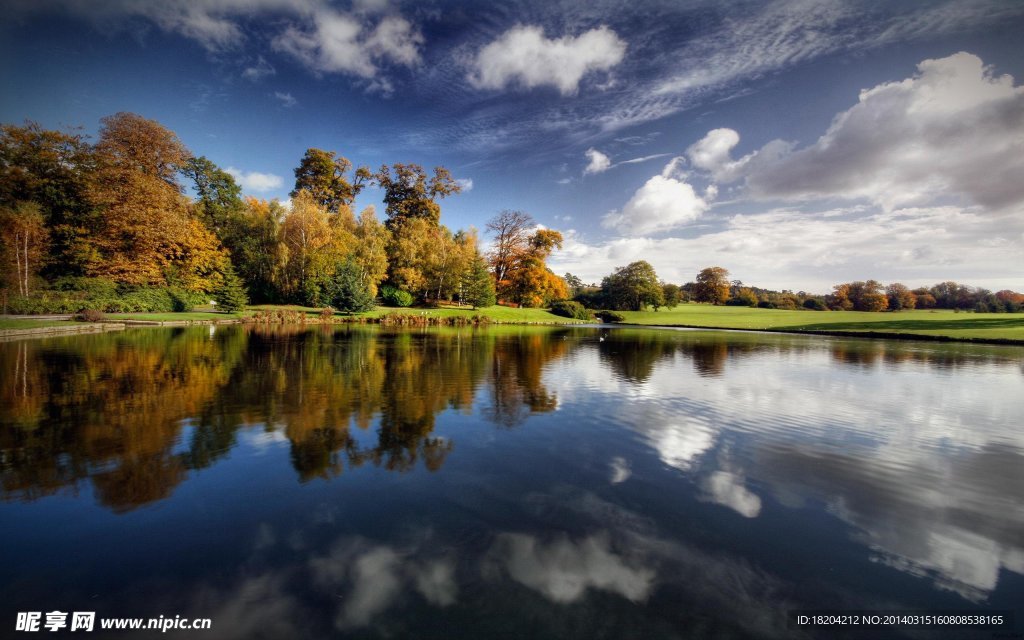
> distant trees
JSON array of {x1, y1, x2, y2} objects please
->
[
  {"x1": 694, "y1": 267, "x2": 730, "y2": 304},
  {"x1": 601, "y1": 261, "x2": 664, "y2": 311},
  {"x1": 661, "y1": 282, "x2": 682, "y2": 309},
  {"x1": 885, "y1": 283, "x2": 917, "y2": 310}
]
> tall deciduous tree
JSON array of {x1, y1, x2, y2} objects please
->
[
  {"x1": 375, "y1": 163, "x2": 461, "y2": 229},
  {"x1": 182, "y1": 156, "x2": 244, "y2": 236},
  {"x1": 291, "y1": 148, "x2": 370, "y2": 214},
  {"x1": 694, "y1": 267, "x2": 730, "y2": 305},
  {"x1": 886, "y1": 283, "x2": 917, "y2": 310},
  {"x1": 486, "y1": 210, "x2": 533, "y2": 285},
  {"x1": 87, "y1": 112, "x2": 221, "y2": 287}
]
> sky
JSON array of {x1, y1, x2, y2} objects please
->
[{"x1": 1, "y1": 0, "x2": 1022, "y2": 293}]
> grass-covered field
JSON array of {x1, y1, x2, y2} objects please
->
[
  {"x1": 109, "y1": 304, "x2": 583, "y2": 324},
  {"x1": 617, "y1": 304, "x2": 1024, "y2": 342}
]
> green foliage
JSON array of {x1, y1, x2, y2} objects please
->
[
  {"x1": 291, "y1": 148, "x2": 369, "y2": 213},
  {"x1": 595, "y1": 310, "x2": 625, "y2": 323},
  {"x1": 727, "y1": 288, "x2": 759, "y2": 307},
  {"x1": 601, "y1": 261, "x2": 664, "y2": 311},
  {"x1": 461, "y1": 254, "x2": 496, "y2": 309},
  {"x1": 214, "y1": 268, "x2": 248, "y2": 313},
  {"x1": 661, "y1": 283, "x2": 682, "y2": 309},
  {"x1": 380, "y1": 285, "x2": 414, "y2": 307},
  {"x1": 803, "y1": 298, "x2": 828, "y2": 311},
  {"x1": 329, "y1": 260, "x2": 375, "y2": 314},
  {"x1": 550, "y1": 300, "x2": 593, "y2": 320}
]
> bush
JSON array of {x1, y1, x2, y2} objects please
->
[
  {"x1": 803, "y1": 298, "x2": 828, "y2": 311},
  {"x1": 550, "y1": 300, "x2": 593, "y2": 320},
  {"x1": 595, "y1": 310, "x2": 625, "y2": 323},
  {"x1": 215, "y1": 268, "x2": 249, "y2": 314},
  {"x1": 74, "y1": 309, "x2": 106, "y2": 322},
  {"x1": 380, "y1": 285, "x2": 414, "y2": 307},
  {"x1": 757, "y1": 300, "x2": 777, "y2": 309}
]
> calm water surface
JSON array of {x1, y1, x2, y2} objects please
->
[{"x1": 2, "y1": 325, "x2": 1022, "y2": 639}]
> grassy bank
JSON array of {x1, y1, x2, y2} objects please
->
[
  {"x1": 6, "y1": 303, "x2": 1022, "y2": 343},
  {"x1": 617, "y1": 304, "x2": 1024, "y2": 342}
]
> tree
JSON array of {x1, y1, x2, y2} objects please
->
[
  {"x1": 291, "y1": 148, "x2": 370, "y2": 214},
  {"x1": 0, "y1": 121, "x2": 93, "y2": 276},
  {"x1": 728, "y1": 287, "x2": 758, "y2": 307},
  {"x1": 277, "y1": 191, "x2": 353, "y2": 305},
  {"x1": 375, "y1": 163, "x2": 461, "y2": 229},
  {"x1": 182, "y1": 156, "x2": 244, "y2": 236},
  {"x1": 349, "y1": 206, "x2": 390, "y2": 298},
  {"x1": 662, "y1": 282, "x2": 682, "y2": 308},
  {"x1": 564, "y1": 273, "x2": 584, "y2": 298},
  {"x1": 462, "y1": 253, "x2": 496, "y2": 309},
  {"x1": 886, "y1": 283, "x2": 917, "y2": 310},
  {"x1": 501, "y1": 228, "x2": 566, "y2": 307},
  {"x1": 694, "y1": 267, "x2": 730, "y2": 304},
  {"x1": 601, "y1": 261, "x2": 664, "y2": 311},
  {"x1": 85, "y1": 112, "x2": 195, "y2": 285},
  {"x1": 329, "y1": 259, "x2": 375, "y2": 313},
  {"x1": 486, "y1": 210, "x2": 534, "y2": 285},
  {"x1": 0, "y1": 201, "x2": 49, "y2": 295},
  {"x1": 214, "y1": 265, "x2": 248, "y2": 313}
]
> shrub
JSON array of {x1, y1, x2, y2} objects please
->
[
  {"x1": 595, "y1": 310, "x2": 625, "y2": 323},
  {"x1": 380, "y1": 285, "x2": 414, "y2": 308},
  {"x1": 803, "y1": 298, "x2": 828, "y2": 311},
  {"x1": 320, "y1": 307, "x2": 335, "y2": 321},
  {"x1": 757, "y1": 300, "x2": 777, "y2": 309},
  {"x1": 550, "y1": 300, "x2": 593, "y2": 320},
  {"x1": 75, "y1": 309, "x2": 106, "y2": 323}
]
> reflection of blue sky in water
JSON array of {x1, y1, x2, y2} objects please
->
[{"x1": 554, "y1": 337, "x2": 1024, "y2": 602}]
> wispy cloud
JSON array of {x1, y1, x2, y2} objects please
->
[{"x1": 273, "y1": 91, "x2": 297, "y2": 108}]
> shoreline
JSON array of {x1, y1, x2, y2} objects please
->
[{"x1": 3, "y1": 314, "x2": 1023, "y2": 347}]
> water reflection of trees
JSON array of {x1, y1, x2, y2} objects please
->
[{"x1": 0, "y1": 326, "x2": 570, "y2": 510}]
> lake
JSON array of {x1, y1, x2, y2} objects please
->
[{"x1": 2, "y1": 325, "x2": 1022, "y2": 638}]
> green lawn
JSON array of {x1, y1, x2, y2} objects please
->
[{"x1": 617, "y1": 304, "x2": 1024, "y2": 342}]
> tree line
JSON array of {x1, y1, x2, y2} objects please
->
[
  {"x1": 0, "y1": 113, "x2": 570, "y2": 314},
  {"x1": 565, "y1": 263, "x2": 1023, "y2": 314}
]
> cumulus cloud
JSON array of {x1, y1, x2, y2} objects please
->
[
  {"x1": 602, "y1": 157, "x2": 713, "y2": 234},
  {"x1": 468, "y1": 25, "x2": 626, "y2": 95},
  {"x1": 226, "y1": 167, "x2": 284, "y2": 193},
  {"x1": 272, "y1": 10, "x2": 422, "y2": 82},
  {"x1": 583, "y1": 148, "x2": 611, "y2": 175},
  {"x1": 698, "y1": 53, "x2": 1024, "y2": 211}
]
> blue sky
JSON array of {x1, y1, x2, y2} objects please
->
[{"x1": 2, "y1": 0, "x2": 1022, "y2": 292}]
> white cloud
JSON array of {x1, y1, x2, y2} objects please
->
[
  {"x1": 226, "y1": 166, "x2": 284, "y2": 193},
  {"x1": 469, "y1": 25, "x2": 626, "y2": 95},
  {"x1": 602, "y1": 157, "x2": 712, "y2": 234},
  {"x1": 242, "y1": 55, "x2": 276, "y2": 82},
  {"x1": 455, "y1": 178, "x2": 473, "y2": 191},
  {"x1": 703, "y1": 53, "x2": 1024, "y2": 212},
  {"x1": 271, "y1": 11, "x2": 421, "y2": 89},
  {"x1": 273, "y1": 91, "x2": 297, "y2": 107},
  {"x1": 583, "y1": 148, "x2": 611, "y2": 175}
]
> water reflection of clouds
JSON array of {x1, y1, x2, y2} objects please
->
[
  {"x1": 308, "y1": 537, "x2": 459, "y2": 629},
  {"x1": 557, "y1": 336, "x2": 1024, "y2": 600},
  {"x1": 484, "y1": 532, "x2": 655, "y2": 603}
]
